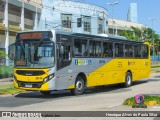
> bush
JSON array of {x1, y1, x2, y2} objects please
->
[
  {"x1": 0, "y1": 66, "x2": 13, "y2": 78},
  {"x1": 123, "y1": 95, "x2": 160, "y2": 106}
]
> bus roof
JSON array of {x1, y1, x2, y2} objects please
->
[
  {"x1": 16, "y1": 30, "x2": 144, "y2": 44},
  {"x1": 55, "y1": 30, "x2": 143, "y2": 44}
]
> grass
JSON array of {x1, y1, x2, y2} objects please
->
[
  {"x1": 123, "y1": 95, "x2": 160, "y2": 106},
  {"x1": 0, "y1": 84, "x2": 25, "y2": 95},
  {"x1": 151, "y1": 65, "x2": 160, "y2": 68}
]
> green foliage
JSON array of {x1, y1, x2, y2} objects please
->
[
  {"x1": 119, "y1": 27, "x2": 159, "y2": 42},
  {"x1": 0, "y1": 66, "x2": 13, "y2": 78},
  {"x1": 151, "y1": 65, "x2": 160, "y2": 68},
  {"x1": 0, "y1": 50, "x2": 13, "y2": 78},
  {"x1": 123, "y1": 95, "x2": 160, "y2": 106},
  {"x1": 123, "y1": 97, "x2": 136, "y2": 105},
  {"x1": 0, "y1": 84, "x2": 25, "y2": 95},
  {"x1": 0, "y1": 50, "x2": 6, "y2": 58},
  {"x1": 119, "y1": 27, "x2": 160, "y2": 55}
]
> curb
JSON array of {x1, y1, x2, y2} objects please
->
[{"x1": 151, "y1": 70, "x2": 160, "y2": 73}]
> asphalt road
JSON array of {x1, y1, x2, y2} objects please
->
[{"x1": 0, "y1": 73, "x2": 160, "y2": 120}]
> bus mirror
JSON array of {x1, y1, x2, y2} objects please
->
[
  {"x1": 8, "y1": 44, "x2": 15, "y2": 60},
  {"x1": 60, "y1": 46, "x2": 64, "y2": 55}
]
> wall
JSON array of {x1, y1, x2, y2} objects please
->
[{"x1": 38, "y1": 0, "x2": 108, "y2": 35}]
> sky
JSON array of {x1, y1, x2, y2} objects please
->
[{"x1": 80, "y1": 0, "x2": 160, "y2": 34}]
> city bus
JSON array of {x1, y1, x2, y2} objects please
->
[{"x1": 8, "y1": 30, "x2": 150, "y2": 95}]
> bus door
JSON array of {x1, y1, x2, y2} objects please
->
[{"x1": 56, "y1": 41, "x2": 73, "y2": 89}]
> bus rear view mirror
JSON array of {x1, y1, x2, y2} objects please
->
[{"x1": 8, "y1": 43, "x2": 15, "y2": 60}]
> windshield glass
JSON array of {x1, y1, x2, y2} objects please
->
[{"x1": 15, "y1": 40, "x2": 55, "y2": 68}]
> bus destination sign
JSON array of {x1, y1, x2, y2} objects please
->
[{"x1": 20, "y1": 32, "x2": 42, "y2": 39}]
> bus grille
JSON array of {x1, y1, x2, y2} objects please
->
[
  {"x1": 16, "y1": 70, "x2": 45, "y2": 76},
  {"x1": 17, "y1": 81, "x2": 43, "y2": 88}
]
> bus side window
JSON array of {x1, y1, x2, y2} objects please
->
[
  {"x1": 74, "y1": 38, "x2": 88, "y2": 57},
  {"x1": 134, "y1": 45, "x2": 142, "y2": 58},
  {"x1": 142, "y1": 45, "x2": 148, "y2": 58},
  {"x1": 114, "y1": 43, "x2": 123, "y2": 57},
  {"x1": 59, "y1": 45, "x2": 71, "y2": 60},
  {"x1": 57, "y1": 44, "x2": 71, "y2": 70},
  {"x1": 103, "y1": 42, "x2": 113, "y2": 57},
  {"x1": 125, "y1": 44, "x2": 134, "y2": 58},
  {"x1": 89, "y1": 40, "x2": 101, "y2": 57}
]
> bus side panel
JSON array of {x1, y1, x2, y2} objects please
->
[
  {"x1": 133, "y1": 59, "x2": 150, "y2": 81},
  {"x1": 56, "y1": 58, "x2": 150, "y2": 90},
  {"x1": 122, "y1": 59, "x2": 150, "y2": 81},
  {"x1": 87, "y1": 58, "x2": 124, "y2": 87}
]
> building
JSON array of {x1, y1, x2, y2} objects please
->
[
  {"x1": 108, "y1": 18, "x2": 146, "y2": 36},
  {"x1": 0, "y1": 0, "x2": 42, "y2": 65},
  {"x1": 0, "y1": 0, "x2": 147, "y2": 65},
  {"x1": 127, "y1": 3, "x2": 138, "y2": 23},
  {"x1": 38, "y1": 0, "x2": 108, "y2": 35}
]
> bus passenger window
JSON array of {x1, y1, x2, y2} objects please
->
[
  {"x1": 142, "y1": 45, "x2": 148, "y2": 58},
  {"x1": 59, "y1": 45, "x2": 70, "y2": 60},
  {"x1": 114, "y1": 43, "x2": 123, "y2": 57},
  {"x1": 89, "y1": 41, "x2": 101, "y2": 57},
  {"x1": 103, "y1": 42, "x2": 113, "y2": 57},
  {"x1": 74, "y1": 39, "x2": 88, "y2": 57},
  {"x1": 134, "y1": 45, "x2": 142, "y2": 58},
  {"x1": 125, "y1": 44, "x2": 133, "y2": 58}
]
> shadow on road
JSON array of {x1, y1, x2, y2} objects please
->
[
  {"x1": 0, "y1": 79, "x2": 153, "y2": 108},
  {"x1": 154, "y1": 75, "x2": 160, "y2": 78},
  {"x1": 14, "y1": 80, "x2": 149, "y2": 98}
]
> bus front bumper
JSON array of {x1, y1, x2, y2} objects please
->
[{"x1": 14, "y1": 79, "x2": 51, "y2": 91}]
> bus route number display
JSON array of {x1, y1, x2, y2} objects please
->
[{"x1": 20, "y1": 32, "x2": 42, "y2": 39}]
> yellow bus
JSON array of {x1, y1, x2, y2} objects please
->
[{"x1": 8, "y1": 30, "x2": 150, "y2": 95}]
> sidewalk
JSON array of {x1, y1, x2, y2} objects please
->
[
  {"x1": 0, "y1": 78, "x2": 13, "y2": 87},
  {"x1": 151, "y1": 67, "x2": 160, "y2": 73}
]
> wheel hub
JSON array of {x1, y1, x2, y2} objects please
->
[
  {"x1": 127, "y1": 75, "x2": 131, "y2": 85},
  {"x1": 76, "y1": 81, "x2": 82, "y2": 91}
]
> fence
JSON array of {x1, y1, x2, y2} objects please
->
[{"x1": 151, "y1": 55, "x2": 160, "y2": 62}]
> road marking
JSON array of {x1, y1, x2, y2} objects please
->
[{"x1": 108, "y1": 104, "x2": 121, "y2": 108}]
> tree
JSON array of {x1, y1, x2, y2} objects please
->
[{"x1": 119, "y1": 27, "x2": 160, "y2": 55}]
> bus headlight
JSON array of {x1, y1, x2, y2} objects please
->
[{"x1": 43, "y1": 73, "x2": 54, "y2": 83}]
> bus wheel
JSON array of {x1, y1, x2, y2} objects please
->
[
  {"x1": 124, "y1": 72, "x2": 132, "y2": 87},
  {"x1": 40, "y1": 91, "x2": 51, "y2": 95},
  {"x1": 71, "y1": 76, "x2": 84, "y2": 95}
]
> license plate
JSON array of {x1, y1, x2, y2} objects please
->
[{"x1": 25, "y1": 84, "x2": 32, "y2": 88}]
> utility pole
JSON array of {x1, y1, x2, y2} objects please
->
[{"x1": 107, "y1": 1, "x2": 118, "y2": 35}]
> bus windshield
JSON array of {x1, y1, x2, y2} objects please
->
[{"x1": 15, "y1": 39, "x2": 55, "y2": 68}]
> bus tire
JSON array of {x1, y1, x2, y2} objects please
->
[
  {"x1": 71, "y1": 76, "x2": 85, "y2": 95},
  {"x1": 124, "y1": 72, "x2": 132, "y2": 87},
  {"x1": 40, "y1": 91, "x2": 51, "y2": 95}
]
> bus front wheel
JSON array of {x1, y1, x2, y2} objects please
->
[
  {"x1": 71, "y1": 76, "x2": 85, "y2": 95},
  {"x1": 124, "y1": 72, "x2": 132, "y2": 87}
]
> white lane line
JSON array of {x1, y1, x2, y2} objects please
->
[{"x1": 107, "y1": 104, "x2": 121, "y2": 108}]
